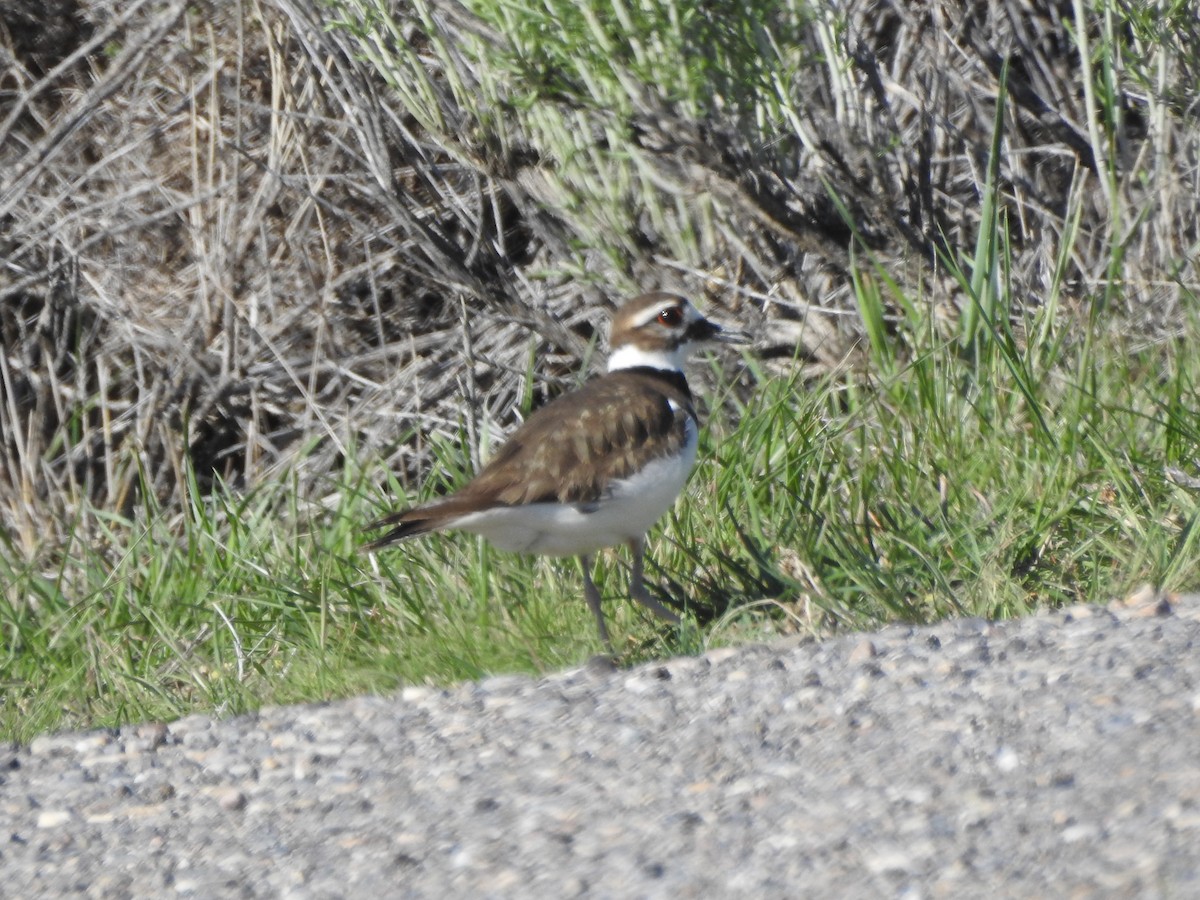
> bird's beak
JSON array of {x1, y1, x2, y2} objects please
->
[
  {"x1": 689, "y1": 315, "x2": 752, "y2": 346},
  {"x1": 711, "y1": 323, "x2": 753, "y2": 345}
]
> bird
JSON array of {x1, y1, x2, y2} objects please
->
[{"x1": 364, "y1": 291, "x2": 751, "y2": 647}]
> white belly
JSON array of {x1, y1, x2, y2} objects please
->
[{"x1": 448, "y1": 420, "x2": 699, "y2": 556}]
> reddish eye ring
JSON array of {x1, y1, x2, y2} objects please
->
[{"x1": 656, "y1": 306, "x2": 683, "y2": 326}]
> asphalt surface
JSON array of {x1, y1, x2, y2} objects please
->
[{"x1": 4, "y1": 588, "x2": 1198, "y2": 898}]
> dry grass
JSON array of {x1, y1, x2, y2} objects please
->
[{"x1": 1, "y1": 0, "x2": 1197, "y2": 560}]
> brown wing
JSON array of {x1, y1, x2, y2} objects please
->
[
  {"x1": 364, "y1": 370, "x2": 694, "y2": 549},
  {"x1": 459, "y1": 370, "x2": 695, "y2": 507}
]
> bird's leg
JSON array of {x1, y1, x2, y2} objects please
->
[
  {"x1": 580, "y1": 555, "x2": 613, "y2": 649},
  {"x1": 627, "y1": 538, "x2": 682, "y2": 624}
]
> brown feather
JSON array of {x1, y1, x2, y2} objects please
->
[
  {"x1": 460, "y1": 368, "x2": 693, "y2": 506},
  {"x1": 365, "y1": 368, "x2": 694, "y2": 548}
]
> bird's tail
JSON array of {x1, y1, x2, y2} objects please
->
[
  {"x1": 362, "y1": 499, "x2": 469, "y2": 551},
  {"x1": 362, "y1": 508, "x2": 439, "y2": 551}
]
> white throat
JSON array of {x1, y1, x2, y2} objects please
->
[{"x1": 607, "y1": 341, "x2": 689, "y2": 373}]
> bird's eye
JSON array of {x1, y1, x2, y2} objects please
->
[{"x1": 656, "y1": 306, "x2": 683, "y2": 327}]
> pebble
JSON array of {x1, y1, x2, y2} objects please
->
[
  {"x1": 4, "y1": 595, "x2": 1200, "y2": 897},
  {"x1": 848, "y1": 638, "x2": 878, "y2": 663},
  {"x1": 218, "y1": 789, "x2": 248, "y2": 812},
  {"x1": 703, "y1": 646, "x2": 739, "y2": 665},
  {"x1": 36, "y1": 810, "x2": 72, "y2": 828},
  {"x1": 125, "y1": 722, "x2": 169, "y2": 752},
  {"x1": 995, "y1": 746, "x2": 1020, "y2": 773}
]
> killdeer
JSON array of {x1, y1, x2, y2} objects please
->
[{"x1": 365, "y1": 292, "x2": 750, "y2": 646}]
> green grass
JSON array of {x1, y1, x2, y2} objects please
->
[{"x1": 3, "y1": 297, "x2": 1199, "y2": 742}]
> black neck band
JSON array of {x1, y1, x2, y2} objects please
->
[{"x1": 621, "y1": 366, "x2": 692, "y2": 400}]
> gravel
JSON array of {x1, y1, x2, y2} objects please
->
[{"x1": 4, "y1": 589, "x2": 1199, "y2": 898}]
